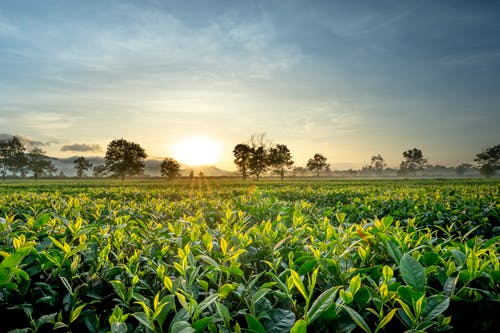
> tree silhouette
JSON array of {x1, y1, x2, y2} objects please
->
[
  {"x1": 370, "y1": 154, "x2": 386, "y2": 174},
  {"x1": 249, "y1": 146, "x2": 268, "y2": 181},
  {"x1": 233, "y1": 144, "x2": 252, "y2": 180},
  {"x1": 104, "y1": 138, "x2": 147, "y2": 180},
  {"x1": 307, "y1": 153, "x2": 329, "y2": 176},
  {"x1": 0, "y1": 136, "x2": 26, "y2": 181},
  {"x1": 26, "y1": 148, "x2": 56, "y2": 181},
  {"x1": 73, "y1": 156, "x2": 93, "y2": 178},
  {"x1": 161, "y1": 157, "x2": 180, "y2": 180},
  {"x1": 92, "y1": 165, "x2": 107, "y2": 177},
  {"x1": 268, "y1": 144, "x2": 294, "y2": 180},
  {"x1": 400, "y1": 148, "x2": 427, "y2": 174},
  {"x1": 474, "y1": 144, "x2": 499, "y2": 177}
]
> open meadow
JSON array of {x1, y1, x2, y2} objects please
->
[{"x1": 0, "y1": 179, "x2": 499, "y2": 332}]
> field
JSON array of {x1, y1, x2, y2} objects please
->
[{"x1": 0, "y1": 179, "x2": 499, "y2": 332}]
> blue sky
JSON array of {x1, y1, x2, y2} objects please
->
[{"x1": 1, "y1": 0, "x2": 499, "y2": 169}]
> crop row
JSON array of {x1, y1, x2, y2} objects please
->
[{"x1": 0, "y1": 181, "x2": 499, "y2": 332}]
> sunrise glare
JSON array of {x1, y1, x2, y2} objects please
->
[{"x1": 172, "y1": 137, "x2": 221, "y2": 166}]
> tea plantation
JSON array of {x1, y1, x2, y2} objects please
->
[{"x1": 0, "y1": 180, "x2": 499, "y2": 332}]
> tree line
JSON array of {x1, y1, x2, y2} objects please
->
[
  {"x1": 231, "y1": 135, "x2": 499, "y2": 180},
  {"x1": 0, "y1": 135, "x2": 498, "y2": 180}
]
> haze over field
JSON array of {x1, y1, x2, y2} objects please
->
[{"x1": 1, "y1": 0, "x2": 499, "y2": 170}]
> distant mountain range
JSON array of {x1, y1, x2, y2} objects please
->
[{"x1": 53, "y1": 156, "x2": 236, "y2": 177}]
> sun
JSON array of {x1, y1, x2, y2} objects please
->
[{"x1": 172, "y1": 137, "x2": 221, "y2": 166}]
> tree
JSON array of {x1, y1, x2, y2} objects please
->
[
  {"x1": 399, "y1": 148, "x2": 427, "y2": 174},
  {"x1": 73, "y1": 156, "x2": 93, "y2": 178},
  {"x1": 160, "y1": 157, "x2": 181, "y2": 180},
  {"x1": 0, "y1": 136, "x2": 26, "y2": 181},
  {"x1": 233, "y1": 144, "x2": 252, "y2": 180},
  {"x1": 268, "y1": 144, "x2": 294, "y2": 180},
  {"x1": 26, "y1": 148, "x2": 57, "y2": 181},
  {"x1": 248, "y1": 145, "x2": 268, "y2": 181},
  {"x1": 370, "y1": 154, "x2": 386, "y2": 174},
  {"x1": 474, "y1": 144, "x2": 500, "y2": 177},
  {"x1": 104, "y1": 138, "x2": 147, "y2": 180},
  {"x1": 306, "y1": 153, "x2": 329, "y2": 176},
  {"x1": 92, "y1": 165, "x2": 107, "y2": 177}
]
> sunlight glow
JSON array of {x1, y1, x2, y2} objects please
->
[{"x1": 173, "y1": 137, "x2": 221, "y2": 166}]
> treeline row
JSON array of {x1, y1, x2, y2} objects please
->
[
  {"x1": 232, "y1": 135, "x2": 499, "y2": 179},
  {"x1": 0, "y1": 135, "x2": 498, "y2": 180}
]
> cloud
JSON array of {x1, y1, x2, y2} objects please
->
[
  {"x1": 60, "y1": 143, "x2": 101, "y2": 152},
  {"x1": 0, "y1": 133, "x2": 49, "y2": 147}
]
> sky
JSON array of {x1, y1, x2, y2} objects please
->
[{"x1": 1, "y1": 0, "x2": 499, "y2": 170}]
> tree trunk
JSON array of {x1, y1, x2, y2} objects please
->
[{"x1": 280, "y1": 168, "x2": 284, "y2": 181}]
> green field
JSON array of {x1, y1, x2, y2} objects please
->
[{"x1": 1, "y1": 179, "x2": 499, "y2": 332}]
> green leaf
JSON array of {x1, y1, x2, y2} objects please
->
[
  {"x1": 383, "y1": 239, "x2": 402, "y2": 262},
  {"x1": 132, "y1": 312, "x2": 154, "y2": 331},
  {"x1": 290, "y1": 270, "x2": 308, "y2": 301},
  {"x1": 306, "y1": 286, "x2": 339, "y2": 324},
  {"x1": 171, "y1": 321, "x2": 195, "y2": 333},
  {"x1": 400, "y1": 254, "x2": 426, "y2": 292},
  {"x1": 262, "y1": 308, "x2": 295, "y2": 333},
  {"x1": 443, "y1": 276, "x2": 458, "y2": 297},
  {"x1": 194, "y1": 294, "x2": 218, "y2": 318},
  {"x1": 342, "y1": 305, "x2": 372, "y2": 333},
  {"x1": 219, "y1": 283, "x2": 238, "y2": 299},
  {"x1": 193, "y1": 317, "x2": 212, "y2": 333},
  {"x1": 298, "y1": 259, "x2": 317, "y2": 275},
  {"x1": 245, "y1": 314, "x2": 266, "y2": 333},
  {"x1": 375, "y1": 308, "x2": 397, "y2": 332},
  {"x1": 215, "y1": 302, "x2": 231, "y2": 327},
  {"x1": 70, "y1": 304, "x2": 85, "y2": 323},
  {"x1": 290, "y1": 319, "x2": 307, "y2": 333},
  {"x1": 251, "y1": 288, "x2": 271, "y2": 307},
  {"x1": 59, "y1": 276, "x2": 73, "y2": 296},
  {"x1": 350, "y1": 275, "x2": 361, "y2": 296},
  {"x1": 422, "y1": 295, "x2": 449, "y2": 321}
]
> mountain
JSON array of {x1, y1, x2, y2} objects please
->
[{"x1": 52, "y1": 156, "x2": 236, "y2": 177}]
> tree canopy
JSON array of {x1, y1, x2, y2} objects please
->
[
  {"x1": 233, "y1": 144, "x2": 252, "y2": 180},
  {"x1": 0, "y1": 136, "x2": 26, "y2": 180},
  {"x1": 73, "y1": 156, "x2": 93, "y2": 178},
  {"x1": 400, "y1": 148, "x2": 427, "y2": 174},
  {"x1": 474, "y1": 144, "x2": 500, "y2": 177},
  {"x1": 104, "y1": 139, "x2": 147, "y2": 180},
  {"x1": 27, "y1": 148, "x2": 56, "y2": 181},
  {"x1": 306, "y1": 153, "x2": 329, "y2": 176},
  {"x1": 268, "y1": 144, "x2": 294, "y2": 180},
  {"x1": 161, "y1": 157, "x2": 181, "y2": 180}
]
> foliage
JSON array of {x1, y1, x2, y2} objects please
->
[
  {"x1": 400, "y1": 148, "x2": 428, "y2": 175},
  {"x1": 475, "y1": 145, "x2": 500, "y2": 178},
  {"x1": 73, "y1": 156, "x2": 93, "y2": 178},
  {"x1": 233, "y1": 144, "x2": 252, "y2": 180},
  {"x1": 268, "y1": 144, "x2": 294, "y2": 181},
  {"x1": 26, "y1": 148, "x2": 57, "y2": 181},
  {"x1": 306, "y1": 153, "x2": 329, "y2": 176},
  {"x1": 104, "y1": 138, "x2": 147, "y2": 180},
  {"x1": 0, "y1": 136, "x2": 26, "y2": 180},
  {"x1": 248, "y1": 146, "x2": 268, "y2": 181},
  {"x1": 161, "y1": 158, "x2": 181, "y2": 180},
  {"x1": 0, "y1": 180, "x2": 498, "y2": 332},
  {"x1": 370, "y1": 154, "x2": 386, "y2": 173}
]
